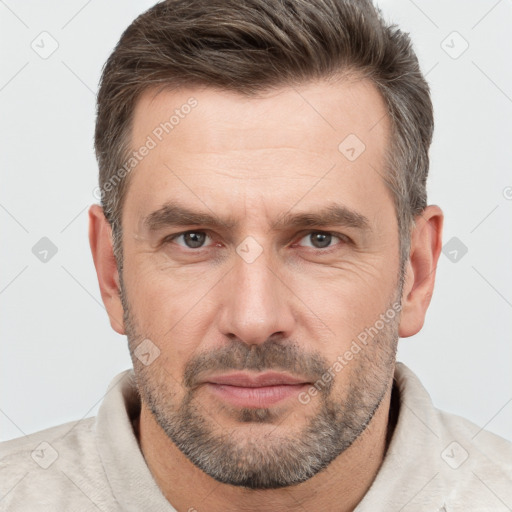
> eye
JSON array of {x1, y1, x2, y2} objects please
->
[
  {"x1": 168, "y1": 231, "x2": 212, "y2": 249},
  {"x1": 296, "y1": 231, "x2": 345, "y2": 250}
]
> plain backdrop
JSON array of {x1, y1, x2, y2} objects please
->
[{"x1": 0, "y1": 0, "x2": 511, "y2": 443}]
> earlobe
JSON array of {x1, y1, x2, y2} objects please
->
[
  {"x1": 88, "y1": 204, "x2": 126, "y2": 335},
  {"x1": 398, "y1": 205, "x2": 443, "y2": 338}
]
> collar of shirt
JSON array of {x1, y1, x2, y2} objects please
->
[{"x1": 95, "y1": 363, "x2": 512, "y2": 512}]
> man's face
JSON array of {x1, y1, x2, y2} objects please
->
[{"x1": 119, "y1": 78, "x2": 402, "y2": 488}]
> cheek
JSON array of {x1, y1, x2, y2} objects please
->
[
  {"x1": 123, "y1": 259, "x2": 218, "y2": 367},
  {"x1": 127, "y1": 250, "x2": 217, "y2": 310},
  {"x1": 289, "y1": 258, "x2": 396, "y2": 329}
]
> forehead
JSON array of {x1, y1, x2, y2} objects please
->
[
  {"x1": 124, "y1": 78, "x2": 392, "y2": 229},
  {"x1": 132, "y1": 77, "x2": 389, "y2": 153}
]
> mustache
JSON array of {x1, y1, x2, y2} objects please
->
[{"x1": 182, "y1": 337, "x2": 332, "y2": 391}]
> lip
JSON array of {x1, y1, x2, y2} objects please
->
[
  {"x1": 205, "y1": 371, "x2": 309, "y2": 387},
  {"x1": 203, "y1": 372, "x2": 311, "y2": 408}
]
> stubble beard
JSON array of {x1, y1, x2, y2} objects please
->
[{"x1": 121, "y1": 281, "x2": 400, "y2": 489}]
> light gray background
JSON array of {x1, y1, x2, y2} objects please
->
[{"x1": 1, "y1": 0, "x2": 511, "y2": 443}]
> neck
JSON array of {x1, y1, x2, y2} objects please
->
[{"x1": 135, "y1": 382, "x2": 397, "y2": 512}]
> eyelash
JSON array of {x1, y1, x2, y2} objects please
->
[{"x1": 163, "y1": 230, "x2": 349, "y2": 253}]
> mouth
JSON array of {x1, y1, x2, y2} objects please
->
[{"x1": 203, "y1": 371, "x2": 311, "y2": 408}]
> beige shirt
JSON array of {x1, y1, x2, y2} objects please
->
[{"x1": 1, "y1": 362, "x2": 511, "y2": 511}]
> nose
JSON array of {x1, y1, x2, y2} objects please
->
[{"x1": 217, "y1": 247, "x2": 296, "y2": 346}]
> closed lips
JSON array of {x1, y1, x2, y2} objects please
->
[{"x1": 204, "y1": 372, "x2": 310, "y2": 387}]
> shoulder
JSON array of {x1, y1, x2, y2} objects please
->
[
  {"x1": 0, "y1": 416, "x2": 94, "y2": 458},
  {"x1": 394, "y1": 363, "x2": 512, "y2": 510},
  {"x1": 0, "y1": 418, "x2": 118, "y2": 511},
  {"x1": 435, "y1": 405, "x2": 512, "y2": 463},
  {"x1": 433, "y1": 408, "x2": 512, "y2": 511},
  {"x1": 436, "y1": 406, "x2": 512, "y2": 476}
]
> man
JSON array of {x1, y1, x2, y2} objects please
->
[{"x1": 1, "y1": 0, "x2": 511, "y2": 510}]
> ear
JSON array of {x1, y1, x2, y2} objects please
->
[
  {"x1": 88, "y1": 204, "x2": 125, "y2": 335},
  {"x1": 399, "y1": 205, "x2": 444, "y2": 338}
]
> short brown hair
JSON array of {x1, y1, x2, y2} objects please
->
[{"x1": 95, "y1": 0, "x2": 433, "y2": 270}]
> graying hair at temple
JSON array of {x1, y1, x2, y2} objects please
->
[{"x1": 94, "y1": 0, "x2": 433, "y2": 276}]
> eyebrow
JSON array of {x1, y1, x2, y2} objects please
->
[{"x1": 142, "y1": 202, "x2": 370, "y2": 233}]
